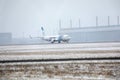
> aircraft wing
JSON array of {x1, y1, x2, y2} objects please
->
[{"x1": 29, "y1": 35, "x2": 43, "y2": 39}]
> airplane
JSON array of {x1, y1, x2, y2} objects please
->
[{"x1": 30, "y1": 27, "x2": 71, "y2": 43}]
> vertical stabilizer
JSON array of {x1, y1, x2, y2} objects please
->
[{"x1": 41, "y1": 27, "x2": 45, "y2": 36}]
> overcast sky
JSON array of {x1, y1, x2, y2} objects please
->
[{"x1": 0, "y1": 0, "x2": 120, "y2": 38}]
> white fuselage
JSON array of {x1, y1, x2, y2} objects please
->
[{"x1": 42, "y1": 35, "x2": 71, "y2": 43}]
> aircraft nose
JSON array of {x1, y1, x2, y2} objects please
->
[
  {"x1": 65, "y1": 36, "x2": 71, "y2": 40},
  {"x1": 68, "y1": 36, "x2": 71, "y2": 39}
]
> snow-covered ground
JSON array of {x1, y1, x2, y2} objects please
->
[
  {"x1": 0, "y1": 42, "x2": 120, "y2": 61},
  {"x1": 0, "y1": 43, "x2": 120, "y2": 80}
]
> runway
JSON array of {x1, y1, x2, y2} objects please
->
[{"x1": 0, "y1": 42, "x2": 120, "y2": 62}]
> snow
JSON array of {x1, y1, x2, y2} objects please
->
[{"x1": 0, "y1": 42, "x2": 120, "y2": 61}]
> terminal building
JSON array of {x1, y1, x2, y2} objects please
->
[{"x1": 59, "y1": 25, "x2": 120, "y2": 43}]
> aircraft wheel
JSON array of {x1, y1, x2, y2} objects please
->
[{"x1": 58, "y1": 40, "x2": 61, "y2": 43}]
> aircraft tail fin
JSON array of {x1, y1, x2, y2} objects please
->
[
  {"x1": 41, "y1": 26, "x2": 45, "y2": 36},
  {"x1": 41, "y1": 27, "x2": 44, "y2": 31}
]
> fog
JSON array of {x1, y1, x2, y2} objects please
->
[{"x1": 0, "y1": 0, "x2": 120, "y2": 38}]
